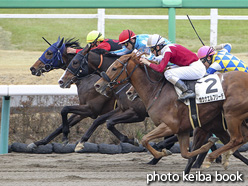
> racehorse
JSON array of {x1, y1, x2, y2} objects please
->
[
  {"x1": 28, "y1": 37, "x2": 116, "y2": 149},
  {"x1": 126, "y1": 76, "x2": 248, "y2": 172},
  {"x1": 58, "y1": 49, "x2": 148, "y2": 150},
  {"x1": 94, "y1": 53, "x2": 248, "y2": 169}
]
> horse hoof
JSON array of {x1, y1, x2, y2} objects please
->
[
  {"x1": 133, "y1": 138, "x2": 140, "y2": 147},
  {"x1": 222, "y1": 162, "x2": 229, "y2": 170},
  {"x1": 162, "y1": 149, "x2": 172, "y2": 156},
  {"x1": 27, "y1": 143, "x2": 37, "y2": 150},
  {"x1": 74, "y1": 142, "x2": 84, "y2": 152},
  {"x1": 208, "y1": 136, "x2": 219, "y2": 144},
  {"x1": 201, "y1": 159, "x2": 211, "y2": 169}
]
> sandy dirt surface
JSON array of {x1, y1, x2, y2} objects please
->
[{"x1": 0, "y1": 152, "x2": 247, "y2": 186}]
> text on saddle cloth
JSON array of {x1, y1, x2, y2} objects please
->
[{"x1": 175, "y1": 74, "x2": 226, "y2": 105}]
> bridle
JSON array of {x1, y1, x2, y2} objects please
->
[
  {"x1": 66, "y1": 52, "x2": 89, "y2": 83},
  {"x1": 100, "y1": 58, "x2": 139, "y2": 89}
]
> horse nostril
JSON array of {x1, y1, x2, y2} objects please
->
[
  {"x1": 30, "y1": 67, "x2": 36, "y2": 75},
  {"x1": 126, "y1": 92, "x2": 131, "y2": 95},
  {"x1": 94, "y1": 84, "x2": 100, "y2": 89},
  {"x1": 58, "y1": 80, "x2": 64, "y2": 85}
]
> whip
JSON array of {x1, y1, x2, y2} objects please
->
[{"x1": 186, "y1": 15, "x2": 205, "y2": 46}]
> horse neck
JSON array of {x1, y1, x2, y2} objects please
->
[
  {"x1": 88, "y1": 53, "x2": 117, "y2": 72},
  {"x1": 129, "y1": 67, "x2": 165, "y2": 108}
]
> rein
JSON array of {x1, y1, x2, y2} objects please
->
[
  {"x1": 147, "y1": 79, "x2": 165, "y2": 111},
  {"x1": 98, "y1": 54, "x2": 103, "y2": 69},
  {"x1": 143, "y1": 64, "x2": 163, "y2": 84}
]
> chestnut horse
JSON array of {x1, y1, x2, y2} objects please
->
[
  {"x1": 95, "y1": 53, "x2": 248, "y2": 169},
  {"x1": 28, "y1": 37, "x2": 116, "y2": 149}
]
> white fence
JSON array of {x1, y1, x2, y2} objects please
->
[
  {"x1": 1, "y1": 9, "x2": 248, "y2": 46},
  {"x1": 0, "y1": 85, "x2": 78, "y2": 154},
  {"x1": 0, "y1": 85, "x2": 77, "y2": 96}
]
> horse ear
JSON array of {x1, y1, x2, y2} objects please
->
[
  {"x1": 57, "y1": 37, "x2": 64, "y2": 49},
  {"x1": 57, "y1": 36, "x2": 61, "y2": 43}
]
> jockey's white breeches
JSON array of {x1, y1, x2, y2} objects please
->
[{"x1": 164, "y1": 59, "x2": 206, "y2": 85}]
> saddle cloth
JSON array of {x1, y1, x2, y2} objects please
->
[
  {"x1": 175, "y1": 74, "x2": 226, "y2": 106},
  {"x1": 175, "y1": 74, "x2": 226, "y2": 129}
]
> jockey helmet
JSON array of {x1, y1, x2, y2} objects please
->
[
  {"x1": 119, "y1": 30, "x2": 136, "y2": 44},
  {"x1": 86, "y1": 30, "x2": 104, "y2": 43},
  {"x1": 197, "y1": 46, "x2": 216, "y2": 59},
  {"x1": 146, "y1": 34, "x2": 165, "y2": 48}
]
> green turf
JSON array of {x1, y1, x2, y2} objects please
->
[{"x1": 0, "y1": 8, "x2": 247, "y2": 52}]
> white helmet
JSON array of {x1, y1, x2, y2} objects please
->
[{"x1": 146, "y1": 34, "x2": 165, "y2": 47}]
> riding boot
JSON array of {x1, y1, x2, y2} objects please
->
[{"x1": 175, "y1": 80, "x2": 195, "y2": 101}]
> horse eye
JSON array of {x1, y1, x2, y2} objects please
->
[
  {"x1": 112, "y1": 68, "x2": 117, "y2": 71},
  {"x1": 73, "y1": 61, "x2": 78, "y2": 65},
  {"x1": 47, "y1": 51, "x2": 52, "y2": 55}
]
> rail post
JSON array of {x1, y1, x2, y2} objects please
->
[{"x1": 0, "y1": 96, "x2": 11, "y2": 154}]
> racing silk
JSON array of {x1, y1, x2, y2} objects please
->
[
  {"x1": 149, "y1": 44, "x2": 199, "y2": 73},
  {"x1": 110, "y1": 34, "x2": 171, "y2": 57},
  {"x1": 207, "y1": 44, "x2": 248, "y2": 74},
  {"x1": 75, "y1": 39, "x2": 121, "y2": 53}
]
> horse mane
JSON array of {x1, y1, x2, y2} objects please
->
[{"x1": 65, "y1": 38, "x2": 82, "y2": 49}]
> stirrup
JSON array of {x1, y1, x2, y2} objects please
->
[{"x1": 178, "y1": 91, "x2": 196, "y2": 101}]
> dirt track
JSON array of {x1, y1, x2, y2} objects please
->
[{"x1": 0, "y1": 152, "x2": 247, "y2": 186}]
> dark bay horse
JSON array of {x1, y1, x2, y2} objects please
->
[
  {"x1": 58, "y1": 49, "x2": 148, "y2": 150},
  {"x1": 28, "y1": 37, "x2": 116, "y2": 149},
  {"x1": 94, "y1": 53, "x2": 248, "y2": 169}
]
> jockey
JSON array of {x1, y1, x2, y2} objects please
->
[
  {"x1": 197, "y1": 43, "x2": 248, "y2": 74},
  {"x1": 67, "y1": 30, "x2": 121, "y2": 53},
  {"x1": 110, "y1": 29, "x2": 171, "y2": 61},
  {"x1": 140, "y1": 34, "x2": 206, "y2": 101}
]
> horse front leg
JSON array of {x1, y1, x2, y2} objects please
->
[
  {"x1": 61, "y1": 104, "x2": 97, "y2": 145},
  {"x1": 74, "y1": 108, "x2": 121, "y2": 152},
  {"x1": 184, "y1": 129, "x2": 210, "y2": 174},
  {"x1": 106, "y1": 108, "x2": 145, "y2": 146},
  {"x1": 178, "y1": 131, "x2": 218, "y2": 159},
  {"x1": 147, "y1": 134, "x2": 178, "y2": 165},
  {"x1": 141, "y1": 122, "x2": 174, "y2": 159},
  {"x1": 27, "y1": 114, "x2": 83, "y2": 149}
]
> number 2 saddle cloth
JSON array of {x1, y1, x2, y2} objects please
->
[{"x1": 174, "y1": 74, "x2": 227, "y2": 130}]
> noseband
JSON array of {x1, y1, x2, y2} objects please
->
[{"x1": 101, "y1": 58, "x2": 139, "y2": 89}]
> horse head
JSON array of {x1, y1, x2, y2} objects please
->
[
  {"x1": 94, "y1": 53, "x2": 139, "y2": 96},
  {"x1": 30, "y1": 36, "x2": 81, "y2": 76},
  {"x1": 58, "y1": 47, "x2": 118, "y2": 88},
  {"x1": 126, "y1": 85, "x2": 139, "y2": 101},
  {"x1": 58, "y1": 49, "x2": 89, "y2": 88}
]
